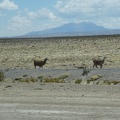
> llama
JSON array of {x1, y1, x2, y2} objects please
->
[
  {"x1": 93, "y1": 57, "x2": 106, "y2": 69},
  {"x1": 34, "y1": 58, "x2": 48, "y2": 69}
]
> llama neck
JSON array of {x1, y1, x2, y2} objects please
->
[
  {"x1": 43, "y1": 59, "x2": 47, "y2": 64},
  {"x1": 102, "y1": 57, "x2": 106, "y2": 63}
]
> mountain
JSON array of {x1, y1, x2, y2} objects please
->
[{"x1": 20, "y1": 22, "x2": 120, "y2": 37}]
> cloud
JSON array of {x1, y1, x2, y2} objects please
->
[
  {"x1": 54, "y1": 0, "x2": 120, "y2": 29},
  {"x1": 97, "y1": 17, "x2": 120, "y2": 29},
  {"x1": 55, "y1": 0, "x2": 120, "y2": 18},
  {"x1": 27, "y1": 8, "x2": 60, "y2": 20},
  {"x1": 8, "y1": 8, "x2": 62, "y2": 31},
  {"x1": 8, "y1": 15, "x2": 31, "y2": 30},
  {"x1": 0, "y1": 0, "x2": 18, "y2": 10}
]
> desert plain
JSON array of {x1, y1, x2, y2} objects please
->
[{"x1": 0, "y1": 35, "x2": 120, "y2": 120}]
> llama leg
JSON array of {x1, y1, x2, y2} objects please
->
[{"x1": 96, "y1": 65, "x2": 98, "y2": 68}]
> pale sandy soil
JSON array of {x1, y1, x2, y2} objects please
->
[
  {"x1": 0, "y1": 35, "x2": 120, "y2": 120},
  {"x1": 0, "y1": 82, "x2": 120, "y2": 120}
]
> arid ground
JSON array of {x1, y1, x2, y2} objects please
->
[
  {"x1": 0, "y1": 35, "x2": 120, "y2": 69},
  {"x1": 0, "y1": 35, "x2": 120, "y2": 120}
]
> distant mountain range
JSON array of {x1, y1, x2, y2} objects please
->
[{"x1": 19, "y1": 22, "x2": 120, "y2": 37}]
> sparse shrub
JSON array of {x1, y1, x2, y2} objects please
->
[
  {"x1": 43, "y1": 74, "x2": 69, "y2": 83},
  {"x1": 111, "y1": 80, "x2": 120, "y2": 85},
  {"x1": 23, "y1": 74, "x2": 28, "y2": 77},
  {"x1": 87, "y1": 80, "x2": 91, "y2": 84},
  {"x1": 15, "y1": 78, "x2": 22, "y2": 81},
  {"x1": 15, "y1": 77, "x2": 37, "y2": 83},
  {"x1": 0, "y1": 71, "x2": 5, "y2": 82},
  {"x1": 19, "y1": 78, "x2": 30, "y2": 83},
  {"x1": 80, "y1": 64, "x2": 91, "y2": 76},
  {"x1": 86, "y1": 75, "x2": 102, "y2": 84},
  {"x1": 5, "y1": 85, "x2": 12, "y2": 88},
  {"x1": 102, "y1": 80, "x2": 120, "y2": 85},
  {"x1": 29, "y1": 77, "x2": 37, "y2": 82},
  {"x1": 43, "y1": 77, "x2": 65, "y2": 83},
  {"x1": 77, "y1": 66, "x2": 84, "y2": 69},
  {"x1": 104, "y1": 80, "x2": 120, "y2": 85},
  {"x1": 75, "y1": 79, "x2": 82, "y2": 84},
  {"x1": 90, "y1": 75, "x2": 102, "y2": 81},
  {"x1": 58, "y1": 74, "x2": 69, "y2": 79},
  {"x1": 103, "y1": 80, "x2": 111, "y2": 85},
  {"x1": 37, "y1": 76, "x2": 44, "y2": 80},
  {"x1": 95, "y1": 81, "x2": 100, "y2": 85}
]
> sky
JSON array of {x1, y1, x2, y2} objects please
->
[{"x1": 0, "y1": 0, "x2": 120, "y2": 37}]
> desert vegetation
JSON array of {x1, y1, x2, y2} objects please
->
[
  {"x1": 75, "y1": 79, "x2": 82, "y2": 84},
  {"x1": 0, "y1": 35, "x2": 120, "y2": 86},
  {"x1": 0, "y1": 35, "x2": 120, "y2": 69},
  {"x1": 80, "y1": 63, "x2": 91, "y2": 76},
  {"x1": 0, "y1": 36, "x2": 120, "y2": 120},
  {"x1": 0, "y1": 71, "x2": 5, "y2": 82}
]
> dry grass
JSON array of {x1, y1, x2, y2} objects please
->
[
  {"x1": 43, "y1": 77, "x2": 65, "y2": 83},
  {"x1": 75, "y1": 79, "x2": 82, "y2": 84},
  {"x1": 14, "y1": 77, "x2": 37, "y2": 83},
  {"x1": 58, "y1": 74, "x2": 69, "y2": 79},
  {"x1": 87, "y1": 75, "x2": 102, "y2": 84},
  {"x1": 102, "y1": 80, "x2": 120, "y2": 85},
  {"x1": 0, "y1": 36, "x2": 120, "y2": 69},
  {"x1": 0, "y1": 71, "x2": 5, "y2": 82}
]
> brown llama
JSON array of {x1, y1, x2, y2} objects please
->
[
  {"x1": 34, "y1": 58, "x2": 48, "y2": 69},
  {"x1": 93, "y1": 57, "x2": 107, "y2": 69}
]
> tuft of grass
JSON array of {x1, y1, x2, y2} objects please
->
[
  {"x1": 37, "y1": 75, "x2": 44, "y2": 80},
  {"x1": 37, "y1": 75, "x2": 45, "y2": 82},
  {"x1": 103, "y1": 80, "x2": 120, "y2": 85},
  {"x1": 87, "y1": 75, "x2": 102, "y2": 84},
  {"x1": 111, "y1": 80, "x2": 120, "y2": 85},
  {"x1": 77, "y1": 66, "x2": 84, "y2": 69},
  {"x1": 42, "y1": 74, "x2": 68, "y2": 83},
  {"x1": 5, "y1": 85, "x2": 12, "y2": 88},
  {"x1": 19, "y1": 78, "x2": 29, "y2": 83},
  {"x1": 95, "y1": 81, "x2": 100, "y2": 85},
  {"x1": 87, "y1": 80, "x2": 91, "y2": 84},
  {"x1": 43, "y1": 77, "x2": 65, "y2": 83},
  {"x1": 0, "y1": 71, "x2": 5, "y2": 82},
  {"x1": 58, "y1": 74, "x2": 69, "y2": 79},
  {"x1": 15, "y1": 77, "x2": 37, "y2": 83},
  {"x1": 29, "y1": 77, "x2": 38, "y2": 82},
  {"x1": 14, "y1": 78, "x2": 22, "y2": 81},
  {"x1": 90, "y1": 75, "x2": 102, "y2": 81},
  {"x1": 75, "y1": 79, "x2": 82, "y2": 84},
  {"x1": 23, "y1": 74, "x2": 28, "y2": 77},
  {"x1": 103, "y1": 80, "x2": 112, "y2": 85}
]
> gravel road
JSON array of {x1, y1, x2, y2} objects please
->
[{"x1": 0, "y1": 93, "x2": 120, "y2": 120}]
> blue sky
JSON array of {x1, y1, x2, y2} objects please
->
[{"x1": 0, "y1": 0, "x2": 120, "y2": 37}]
